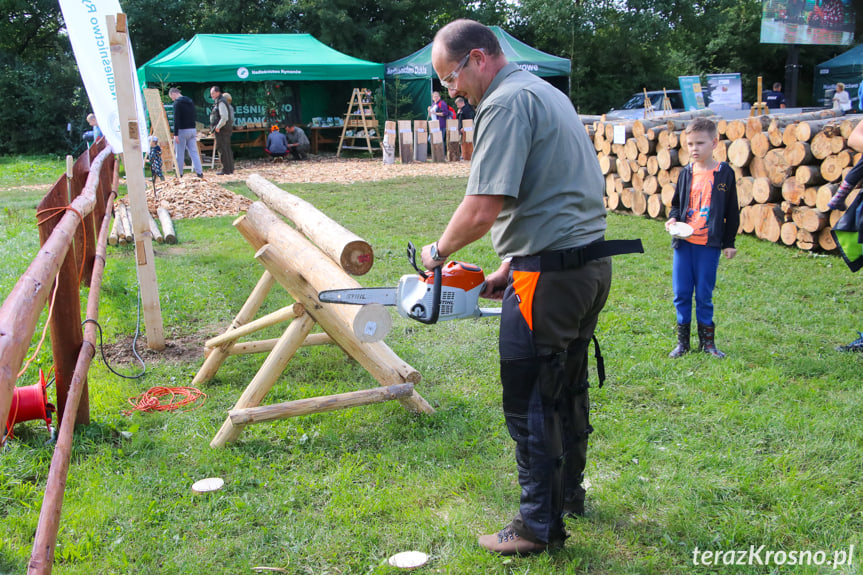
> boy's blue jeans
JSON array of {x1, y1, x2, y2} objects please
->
[{"x1": 672, "y1": 241, "x2": 721, "y2": 325}]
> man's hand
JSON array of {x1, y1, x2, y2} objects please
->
[
  {"x1": 421, "y1": 243, "x2": 445, "y2": 270},
  {"x1": 480, "y1": 266, "x2": 509, "y2": 300},
  {"x1": 174, "y1": 135, "x2": 180, "y2": 144},
  {"x1": 723, "y1": 247, "x2": 737, "y2": 260},
  {"x1": 665, "y1": 218, "x2": 677, "y2": 231}
]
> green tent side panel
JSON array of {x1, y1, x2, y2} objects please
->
[
  {"x1": 813, "y1": 43, "x2": 863, "y2": 108},
  {"x1": 385, "y1": 26, "x2": 570, "y2": 119},
  {"x1": 141, "y1": 34, "x2": 384, "y2": 83}
]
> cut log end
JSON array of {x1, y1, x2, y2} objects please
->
[{"x1": 341, "y1": 240, "x2": 375, "y2": 276}]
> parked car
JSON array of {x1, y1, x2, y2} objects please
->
[{"x1": 604, "y1": 90, "x2": 686, "y2": 120}]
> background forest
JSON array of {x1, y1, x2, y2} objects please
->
[{"x1": 1, "y1": 0, "x2": 860, "y2": 155}]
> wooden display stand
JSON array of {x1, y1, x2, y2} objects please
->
[
  {"x1": 398, "y1": 120, "x2": 413, "y2": 163},
  {"x1": 461, "y1": 119, "x2": 474, "y2": 161},
  {"x1": 414, "y1": 121, "x2": 428, "y2": 162},
  {"x1": 429, "y1": 122, "x2": 445, "y2": 162},
  {"x1": 337, "y1": 88, "x2": 381, "y2": 156},
  {"x1": 197, "y1": 175, "x2": 433, "y2": 448},
  {"x1": 446, "y1": 119, "x2": 461, "y2": 161},
  {"x1": 143, "y1": 88, "x2": 175, "y2": 173},
  {"x1": 751, "y1": 76, "x2": 770, "y2": 117},
  {"x1": 382, "y1": 121, "x2": 396, "y2": 164}
]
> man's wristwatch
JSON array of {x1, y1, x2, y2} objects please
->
[{"x1": 430, "y1": 241, "x2": 446, "y2": 262}]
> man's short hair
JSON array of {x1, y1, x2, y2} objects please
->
[
  {"x1": 435, "y1": 19, "x2": 502, "y2": 60},
  {"x1": 773, "y1": 82, "x2": 782, "y2": 91},
  {"x1": 686, "y1": 117, "x2": 717, "y2": 138},
  {"x1": 169, "y1": 87, "x2": 181, "y2": 95},
  {"x1": 455, "y1": 96, "x2": 465, "y2": 104},
  {"x1": 211, "y1": 85, "x2": 222, "y2": 94}
]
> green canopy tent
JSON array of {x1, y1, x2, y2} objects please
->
[
  {"x1": 385, "y1": 26, "x2": 571, "y2": 119},
  {"x1": 813, "y1": 43, "x2": 863, "y2": 110},
  {"x1": 138, "y1": 34, "x2": 385, "y2": 127}
]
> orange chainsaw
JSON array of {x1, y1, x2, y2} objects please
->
[{"x1": 318, "y1": 243, "x2": 501, "y2": 324}]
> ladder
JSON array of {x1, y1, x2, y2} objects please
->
[{"x1": 337, "y1": 88, "x2": 381, "y2": 156}]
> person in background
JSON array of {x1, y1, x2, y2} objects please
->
[
  {"x1": 265, "y1": 125, "x2": 289, "y2": 160},
  {"x1": 86, "y1": 114, "x2": 102, "y2": 139},
  {"x1": 168, "y1": 87, "x2": 203, "y2": 179},
  {"x1": 209, "y1": 85, "x2": 235, "y2": 175},
  {"x1": 428, "y1": 90, "x2": 449, "y2": 134},
  {"x1": 284, "y1": 124, "x2": 310, "y2": 160},
  {"x1": 147, "y1": 135, "x2": 165, "y2": 182},
  {"x1": 455, "y1": 95, "x2": 475, "y2": 132},
  {"x1": 764, "y1": 82, "x2": 786, "y2": 109},
  {"x1": 422, "y1": 18, "x2": 641, "y2": 556},
  {"x1": 665, "y1": 118, "x2": 739, "y2": 359},
  {"x1": 833, "y1": 83, "x2": 852, "y2": 114}
]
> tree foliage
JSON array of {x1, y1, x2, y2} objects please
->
[{"x1": 0, "y1": 0, "x2": 858, "y2": 154}]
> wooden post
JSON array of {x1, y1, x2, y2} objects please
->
[
  {"x1": 192, "y1": 270, "x2": 275, "y2": 385},
  {"x1": 414, "y1": 120, "x2": 428, "y2": 162},
  {"x1": 205, "y1": 304, "x2": 303, "y2": 348},
  {"x1": 446, "y1": 119, "x2": 460, "y2": 161},
  {"x1": 246, "y1": 174, "x2": 374, "y2": 275},
  {"x1": 107, "y1": 14, "x2": 165, "y2": 350},
  {"x1": 222, "y1": 333, "x2": 333, "y2": 356},
  {"x1": 398, "y1": 120, "x2": 413, "y2": 164},
  {"x1": 211, "y1": 309, "x2": 316, "y2": 447}
]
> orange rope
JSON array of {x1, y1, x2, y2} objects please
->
[{"x1": 123, "y1": 387, "x2": 207, "y2": 416}]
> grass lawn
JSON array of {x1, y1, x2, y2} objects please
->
[{"x1": 1, "y1": 157, "x2": 862, "y2": 574}]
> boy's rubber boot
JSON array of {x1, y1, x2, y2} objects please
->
[
  {"x1": 697, "y1": 322, "x2": 726, "y2": 358},
  {"x1": 668, "y1": 323, "x2": 691, "y2": 358}
]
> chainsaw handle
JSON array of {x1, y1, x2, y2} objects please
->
[{"x1": 409, "y1": 265, "x2": 441, "y2": 324}]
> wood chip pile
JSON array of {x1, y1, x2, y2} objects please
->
[
  {"x1": 145, "y1": 176, "x2": 252, "y2": 219},
  {"x1": 591, "y1": 108, "x2": 862, "y2": 252}
]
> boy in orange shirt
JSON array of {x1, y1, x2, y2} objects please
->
[{"x1": 665, "y1": 118, "x2": 739, "y2": 358}]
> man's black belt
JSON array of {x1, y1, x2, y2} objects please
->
[{"x1": 511, "y1": 239, "x2": 644, "y2": 272}]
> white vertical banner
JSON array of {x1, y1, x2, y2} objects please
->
[{"x1": 58, "y1": 0, "x2": 148, "y2": 153}]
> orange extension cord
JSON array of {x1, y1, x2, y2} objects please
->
[{"x1": 123, "y1": 386, "x2": 207, "y2": 416}]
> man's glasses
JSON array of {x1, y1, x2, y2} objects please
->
[{"x1": 440, "y1": 52, "x2": 472, "y2": 90}]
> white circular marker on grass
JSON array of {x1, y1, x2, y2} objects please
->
[
  {"x1": 191, "y1": 477, "x2": 224, "y2": 493},
  {"x1": 387, "y1": 551, "x2": 429, "y2": 569}
]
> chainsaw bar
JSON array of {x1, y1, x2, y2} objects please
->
[{"x1": 318, "y1": 288, "x2": 398, "y2": 306}]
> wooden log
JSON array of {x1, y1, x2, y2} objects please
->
[
  {"x1": 223, "y1": 333, "x2": 334, "y2": 356},
  {"x1": 157, "y1": 205, "x2": 176, "y2": 244},
  {"x1": 623, "y1": 138, "x2": 639, "y2": 161},
  {"x1": 117, "y1": 201, "x2": 133, "y2": 242},
  {"x1": 781, "y1": 177, "x2": 804, "y2": 205},
  {"x1": 795, "y1": 165, "x2": 824, "y2": 186},
  {"x1": 605, "y1": 173, "x2": 619, "y2": 195},
  {"x1": 235, "y1": 205, "x2": 432, "y2": 414},
  {"x1": 616, "y1": 157, "x2": 632, "y2": 182},
  {"x1": 657, "y1": 147, "x2": 679, "y2": 170},
  {"x1": 631, "y1": 167, "x2": 647, "y2": 192},
  {"x1": 746, "y1": 115, "x2": 772, "y2": 140},
  {"x1": 816, "y1": 183, "x2": 840, "y2": 212},
  {"x1": 803, "y1": 186, "x2": 819, "y2": 208},
  {"x1": 108, "y1": 212, "x2": 119, "y2": 246},
  {"x1": 619, "y1": 187, "x2": 633, "y2": 209},
  {"x1": 647, "y1": 193, "x2": 664, "y2": 219},
  {"x1": 840, "y1": 115, "x2": 862, "y2": 139},
  {"x1": 796, "y1": 228, "x2": 815, "y2": 250},
  {"x1": 211, "y1": 311, "x2": 317, "y2": 447},
  {"x1": 657, "y1": 169, "x2": 671, "y2": 187},
  {"x1": 606, "y1": 189, "x2": 620, "y2": 210},
  {"x1": 598, "y1": 153, "x2": 616, "y2": 174},
  {"x1": 763, "y1": 148, "x2": 792, "y2": 186},
  {"x1": 660, "y1": 183, "x2": 676, "y2": 207},
  {"x1": 795, "y1": 119, "x2": 836, "y2": 142},
  {"x1": 737, "y1": 176, "x2": 754, "y2": 207},
  {"x1": 714, "y1": 140, "x2": 730, "y2": 163},
  {"x1": 767, "y1": 125, "x2": 784, "y2": 147},
  {"x1": 636, "y1": 135, "x2": 655, "y2": 155},
  {"x1": 727, "y1": 138, "x2": 751, "y2": 167},
  {"x1": 810, "y1": 131, "x2": 834, "y2": 160},
  {"x1": 646, "y1": 155, "x2": 659, "y2": 176},
  {"x1": 780, "y1": 221, "x2": 798, "y2": 245},
  {"x1": 632, "y1": 117, "x2": 668, "y2": 138},
  {"x1": 147, "y1": 211, "x2": 163, "y2": 243},
  {"x1": 717, "y1": 118, "x2": 727, "y2": 137},
  {"x1": 605, "y1": 121, "x2": 633, "y2": 141},
  {"x1": 769, "y1": 109, "x2": 841, "y2": 129},
  {"x1": 413, "y1": 120, "x2": 428, "y2": 162},
  {"x1": 749, "y1": 156, "x2": 768, "y2": 180},
  {"x1": 753, "y1": 203, "x2": 783, "y2": 242},
  {"x1": 819, "y1": 226, "x2": 837, "y2": 251},
  {"x1": 831, "y1": 136, "x2": 847, "y2": 155},
  {"x1": 820, "y1": 153, "x2": 849, "y2": 182},
  {"x1": 643, "y1": 174, "x2": 659, "y2": 195},
  {"x1": 782, "y1": 123, "x2": 799, "y2": 147},
  {"x1": 593, "y1": 129, "x2": 605, "y2": 152},
  {"x1": 247, "y1": 174, "x2": 374, "y2": 275},
  {"x1": 397, "y1": 120, "x2": 413, "y2": 164},
  {"x1": 725, "y1": 120, "x2": 746, "y2": 141},
  {"x1": 780, "y1": 201, "x2": 796, "y2": 220},
  {"x1": 784, "y1": 142, "x2": 813, "y2": 167},
  {"x1": 750, "y1": 132, "x2": 773, "y2": 158},
  {"x1": 229, "y1": 383, "x2": 416, "y2": 426},
  {"x1": 631, "y1": 190, "x2": 647, "y2": 215},
  {"x1": 670, "y1": 166, "x2": 682, "y2": 184},
  {"x1": 791, "y1": 206, "x2": 828, "y2": 232},
  {"x1": 678, "y1": 145, "x2": 690, "y2": 166},
  {"x1": 430, "y1": 129, "x2": 445, "y2": 162},
  {"x1": 206, "y1": 304, "x2": 304, "y2": 348},
  {"x1": 740, "y1": 205, "x2": 755, "y2": 234}
]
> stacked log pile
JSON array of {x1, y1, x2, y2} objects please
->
[{"x1": 591, "y1": 108, "x2": 861, "y2": 252}]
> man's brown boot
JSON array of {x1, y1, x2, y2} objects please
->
[{"x1": 478, "y1": 524, "x2": 549, "y2": 556}]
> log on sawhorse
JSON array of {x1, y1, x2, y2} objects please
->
[{"x1": 196, "y1": 190, "x2": 433, "y2": 448}]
